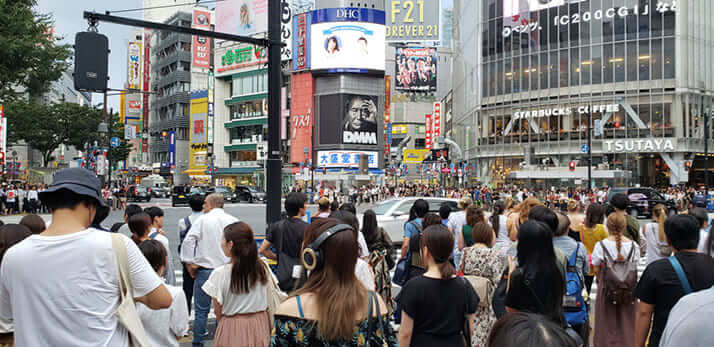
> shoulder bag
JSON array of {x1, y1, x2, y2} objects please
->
[
  {"x1": 366, "y1": 291, "x2": 388, "y2": 347},
  {"x1": 110, "y1": 234, "x2": 151, "y2": 347},
  {"x1": 262, "y1": 259, "x2": 287, "y2": 327},
  {"x1": 274, "y1": 220, "x2": 301, "y2": 292},
  {"x1": 669, "y1": 256, "x2": 693, "y2": 295},
  {"x1": 459, "y1": 247, "x2": 493, "y2": 308}
]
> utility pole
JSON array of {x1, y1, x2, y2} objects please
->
[
  {"x1": 705, "y1": 110, "x2": 709, "y2": 194},
  {"x1": 108, "y1": 108, "x2": 113, "y2": 187},
  {"x1": 587, "y1": 109, "x2": 592, "y2": 191},
  {"x1": 266, "y1": 0, "x2": 282, "y2": 224}
]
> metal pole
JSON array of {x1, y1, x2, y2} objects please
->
[
  {"x1": 266, "y1": 0, "x2": 282, "y2": 224},
  {"x1": 588, "y1": 109, "x2": 592, "y2": 190},
  {"x1": 108, "y1": 108, "x2": 113, "y2": 187},
  {"x1": 706, "y1": 112, "x2": 709, "y2": 194}
]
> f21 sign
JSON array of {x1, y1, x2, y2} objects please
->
[{"x1": 503, "y1": 0, "x2": 677, "y2": 38}]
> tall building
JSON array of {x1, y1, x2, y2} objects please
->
[
  {"x1": 452, "y1": 0, "x2": 711, "y2": 188},
  {"x1": 142, "y1": 0, "x2": 194, "y2": 22}
]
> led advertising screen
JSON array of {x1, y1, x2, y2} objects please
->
[
  {"x1": 319, "y1": 94, "x2": 381, "y2": 147},
  {"x1": 395, "y1": 47, "x2": 437, "y2": 92},
  {"x1": 216, "y1": 0, "x2": 267, "y2": 37},
  {"x1": 310, "y1": 8, "x2": 385, "y2": 72}
]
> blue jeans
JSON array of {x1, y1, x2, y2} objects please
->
[{"x1": 192, "y1": 268, "x2": 213, "y2": 347}]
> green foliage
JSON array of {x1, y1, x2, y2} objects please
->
[
  {"x1": 0, "y1": 0, "x2": 72, "y2": 101},
  {"x1": 109, "y1": 120, "x2": 133, "y2": 166},
  {"x1": 5, "y1": 100, "x2": 104, "y2": 167}
]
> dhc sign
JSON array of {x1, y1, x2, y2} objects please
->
[
  {"x1": 336, "y1": 8, "x2": 360, "y2": 20},
  {"x1": 604, "y1": 139, "x2": 675, "y2": 153}
]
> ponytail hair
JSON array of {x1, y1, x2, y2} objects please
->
[
  {"x1": 490, "y1": 201, "x2": 505, "y2": 231},
  {"x1": 606, "y1": 213, "x2": 627, "y2": 260},
  {"x1": 420, "y1": 224, "x2": 456, "y2": 279},
  {"x1": 653, "y1": 204, "x2": 668, "y2": 243},
  {"x1": 224, "y1": 222, "x2": 267, "y2": 294}
]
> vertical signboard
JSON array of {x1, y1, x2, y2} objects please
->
[
  {"x1": 280, "y1": 0, "x2": 292, "y2": 61},
  {"x1": 192, "y1": 9, "x2": 211, "y2": 69},
  {"x1": 290, "y1": 72, "x2": 314, "y2": 164},
  {"x1": 292, "y1": 12, "x2": 311, "y2": 71},
  {"x1": 433, "y1": 102, "x2": 441, "y2": 138},
  {"x1": 142, "y1": 32, "x2": 151, "y2": 155},
  {"x1": 207, "y1": 70, "x2": 215, "y2": 144},
  {"x1": 0, "y1": 105, "x2": 5, "y2": 160},
  {"x1": 384, "y1": 76, "x2": 391, "y2": 157},
  {"x1": 127, "y1": 41, "x2": 142, "y2": 90},
  {"x1": 190, "y1": 90, "x2": 209, "y2": 170},
  {"x1": 425, "y1": 114, "x2": 432, "y2": 150},
  {"x1": 168, "y1": 131, "x2": 176, "y2": 168}
]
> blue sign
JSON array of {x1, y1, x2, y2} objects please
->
[
  {"x1": 110, "y1": 137, "x2": 120, "y2": 148},
  {"x1": 581, "y1": 144, "x2": 589, "y2": 153},
  {"x1": 168, "y1": 131, "x2": 176, "y2": 167},
  {"x1": 311, "y1": 8, "x2": 385, "y2": 25}
]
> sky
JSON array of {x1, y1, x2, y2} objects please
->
[{"x1": 36, "y1": 0, "x2": 143, "y2": 110}]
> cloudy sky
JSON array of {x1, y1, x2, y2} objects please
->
[{"x1": 36, "y1": 0, "x2": 143, "y2": 110}]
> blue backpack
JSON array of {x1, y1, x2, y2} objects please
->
[{"x1": 563, "y1": 243, "x2": 588, "y2": 326}]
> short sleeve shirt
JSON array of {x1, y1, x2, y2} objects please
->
[
  {"x1": 634, "y1": 252, "x2": 714, "y2": 347},
  {"x1": 403, "y1": 218, "x2": 423, "y2": 239},
  {"x1": 266, "y1": 218, "x2": 308, "y2": 258},
  {"x1": 397, "y1": 276, "x2": 478, "y2": 347},
  {"x1": 0, "y1": 230, "x2": 163, "y2": 346}
]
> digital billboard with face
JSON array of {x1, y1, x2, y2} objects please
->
[
  {"x1": 395, "y1": 47, "x2": 437, "y2": 92},
  {"x1": 319, "y1": 94, "x2": 381, "y2": 147},
  {"x1": 310, "y1": 8, "x2": 385, "y2": 72}
]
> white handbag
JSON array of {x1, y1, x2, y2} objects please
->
[
  {"x1": 263, "y1": 259, "x2": 287, "y2": 326},
  {"x1": 111, "y1": 234, "x2": 151, "y2": 347}
]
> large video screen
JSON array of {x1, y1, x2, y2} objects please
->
[
  {"x1": 395, "y1": 47, "x2": 437, "y2": 92},
  {"x1": 319, "y1": 94, "x2": 381, "y2": 147},
  {"x1": 310, "y1": 22, "x2": 385, "y2": 72}
]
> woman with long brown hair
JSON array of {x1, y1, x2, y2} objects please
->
[
  {"x1": 579, "y1": 203, "x2": 608, "y2": 294},
  {"x1": 398, "y1": 224, "x2": 478, "y2": 346},
  {"x1": 506, "y1": 197, "x2": 543, "y2": 241},
  {"x1": 272, "y1": 218, "x2": 396, "y2": 346},
  {"x1": 591, "y1": 213, "x2": 639, "y2": 347},
  {"x1": 202, "y1": 222, "x2": 272, "y2": 347},
  {"x1": 642, "y1": 204, "x2": 671, "y2": 266}
]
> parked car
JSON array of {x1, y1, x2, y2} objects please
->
[
  {"x1": 206, "y1": 186, "x2": 236, "y2": 203},
  {"x1": 171, "y1": 185, "x2": 206, "y2": 207},
  {"x1": 605, "y1": 187, "x2": 677, "y2": 218},
  {"x1": 128, "y1": 185, "x2": 152, "y2": 202},
  {"x1": 360, "y1": 198, "x2": 459, "y2": 245},
  {"x1": 234, "y1": 185, "x2": 266, "y2": 203},
  {"x1": 150, "y1": 186, "x2": 170, "y2": 198}
]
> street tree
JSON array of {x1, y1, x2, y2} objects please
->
[
  {"x1": 5, "y1": 100, "x2": 104, "y2": 167},
  {"x1": 0, "y1": 0, "x2": 72, "y2": 102},
  {"x1": 108, "y1": 121, "x2": 134, "y2": 169}
]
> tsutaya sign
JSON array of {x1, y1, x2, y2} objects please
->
[
  {"x1": 513, "y1": 104, "x2": 620, "y2": 120},
  {"x1": 604, "y1": 139, "x2": 675, "y2": 153}
]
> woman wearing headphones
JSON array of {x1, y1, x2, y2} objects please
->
[{"x1": 271, "y1": 218, "x2": 397, "y2": 346}]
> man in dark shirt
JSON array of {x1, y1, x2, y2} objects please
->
[
  {"x1": 259, "y1": 192, "x2": 308, "y2": 291},
  {"x1": 634, "y1": 214, "x2": 714, "y2": 347}
]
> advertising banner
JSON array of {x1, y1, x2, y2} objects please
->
[
  {"x1": 216, "y1": 0, "x2": 267, "y2": 37},
  {"x1": 317, "y1": 150, "x2": 378, "y2": 169},
  {"x1": 280, "y1": 0, "x2": 293, "y2": 61},
  {"x1": 190, "y1": 90, "x2": 209, "y2": 170},
  {"x1": 386, "y1": 0, "x2": 440, "y2": 43},
  {"x1": 310, "y1": 8, "x2": 385, "y2": 72},
  {"x1": 142, "y1": 32, "x2": 151, "y2": 154},
  {"x1": 384, "y1": 76, "x2": 391, "y2": 156},
  {"x1": 342, "y1": 94, "x2": 379, "y2": 145},
  {"x1": 395, "y1": 47, "x2": 437, "y2": 92},
  {"x1": 290, "y1": 73, "x2": 314, "y2": 164},
  {"x1": 433, "y1": 102, "x2": 441, "y2": 137},
  {"x1": 124, "y1": 92, "x2": 142, "y2": 131},
  {"x1": 127, "y1": 41, "x2": 142, "y2": 90},
  {"x1": 217, "y1": 44, "x2": 268, "y2": 75},
  {"x1": 168, "y1": 131, "x2": 176, "y2": 168},
  {"x1": 403, "y1": 149, "x2": 431, "y2": 164},
  {"x1": 392, "y1": 124, "x2": 407, "y2": 134},
  {"x1": 192, "y1": 9, "x2": 211, "y2": 69},
  {"x1": 425, "y1": 114, "x2": 432, "y2": 150},
  {"x1": 292, "y1": 12, "x2": 312, "y2": 71}
]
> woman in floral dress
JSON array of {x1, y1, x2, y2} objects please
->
[{"x1": 461, "y1": 222, "x2": 503, "y2": 347}]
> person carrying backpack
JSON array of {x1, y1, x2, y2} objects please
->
[{"x1": 591, "y1": 213, "x2": 640, "y2": 347}]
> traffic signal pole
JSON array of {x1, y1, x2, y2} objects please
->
[
  {"x1": 588, "y1": 109, "x2": 592, "y2": 190},
  {"x1": 83, "y1": 6, "x2": 283, "y2": 223}
]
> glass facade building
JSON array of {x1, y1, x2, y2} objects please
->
[{"x1": 452, "y1": 0, "x2": 714, "y2": 188}]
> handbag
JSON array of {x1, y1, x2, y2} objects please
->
[
  {"x1": 392, "y1": 249, "x2": 411, "y2": 286},
  {"x1": 274, "y1": 220, "x2": 302, "y2": 292},
  {"x1": 459, "y1": 247, "x2": 494, "y2": 308},
  {"x1": 262, "y1": 259, "x2": 287, "y2": 326},
  {"x1": 110, "y1": 234, "x2": 151, "y2": 347}
]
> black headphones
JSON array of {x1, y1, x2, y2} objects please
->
[{"x1": 301, "y1": 223, "x2": 353, "y2": 271}]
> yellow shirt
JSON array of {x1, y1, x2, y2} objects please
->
[{"x1": 579, "y1": 224, "x2": 608, "y2": 276}]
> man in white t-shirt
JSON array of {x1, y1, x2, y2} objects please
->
[{"x1": 0, "y1": 168, "x2": 172, "y2": 346}]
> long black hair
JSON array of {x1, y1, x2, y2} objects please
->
[
  {"x1": 361, "y1": 209, "x2": 380, "y2": 247},
  {"x1": 490, "y1": 200, "x2": 505, "y2": 231},
  {"x1": 516, "y1": 220, "x2": 564, "y2": 324}
]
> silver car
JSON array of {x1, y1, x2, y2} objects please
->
[{"x1": 365, "y1": 197, "x2": 460, "y2": 245}]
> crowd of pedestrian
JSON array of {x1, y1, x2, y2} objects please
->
[{"x1": 1, "y1": 167, "x2": 714, "y2": 346}]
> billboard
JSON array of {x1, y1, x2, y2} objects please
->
[
  {"x1": 190, "y1": 90, "x2": 209, "y2": 170},
  {"x1": 292, "y1": 12, "x2": 312, "y2": 71},
  {"x1": 433, "y1": 102, "x2": 442, "y2": 137},
  {"x1": 403, "y1": 149, "x2": 431, "y2": 164},
  {"x1": 425, "y1": 113, "x2": 432, "y2": 150},
  {"x1": 127, "y1": 41, "x2": 142, "y2": 90},
  {"x1": 310, "y1": 8, "x2": 385, "y2": 72},
  {"x1": 124, "y1": 92, "x2": 143, "y2": 131},
  {"x1": 386, "y1": 0, "x2": 440, "y2": 42},
  {"x1": 216, "y1": 0, "x2": 267, "y2": 37},
  {"x1": 318, "y1": 94, "x2": 380, "y2": 147},
  {"x1": 290, "y1": 73, "x2": 314, "y2": 164},
  {"x1": 280, "y1": 0, "x2": 293, "y2": 61},
  {"x1": 192, "y1": 9, "x2": 211, "y2": 69},
  {"x1": 395, "y1": 47, "x2": 437, "y2": 92},
  {"x1": 317, "y1": 150, "x2": 378, "y2": 169}
]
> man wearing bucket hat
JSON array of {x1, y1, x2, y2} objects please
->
[{"x1": 0, "y1": 168, "x2": 172, "y2": 346}]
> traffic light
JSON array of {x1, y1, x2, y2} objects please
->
[
  {"x1": 73, "y1": 32, "x2": 109, "y2": 92},
  {"x1": 569, "y1": 161, "x2": 576, "y2": 171}
]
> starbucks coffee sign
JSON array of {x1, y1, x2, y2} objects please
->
[{"x1": 604, "y1": 139, "x2": 675, "y2": 153}]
